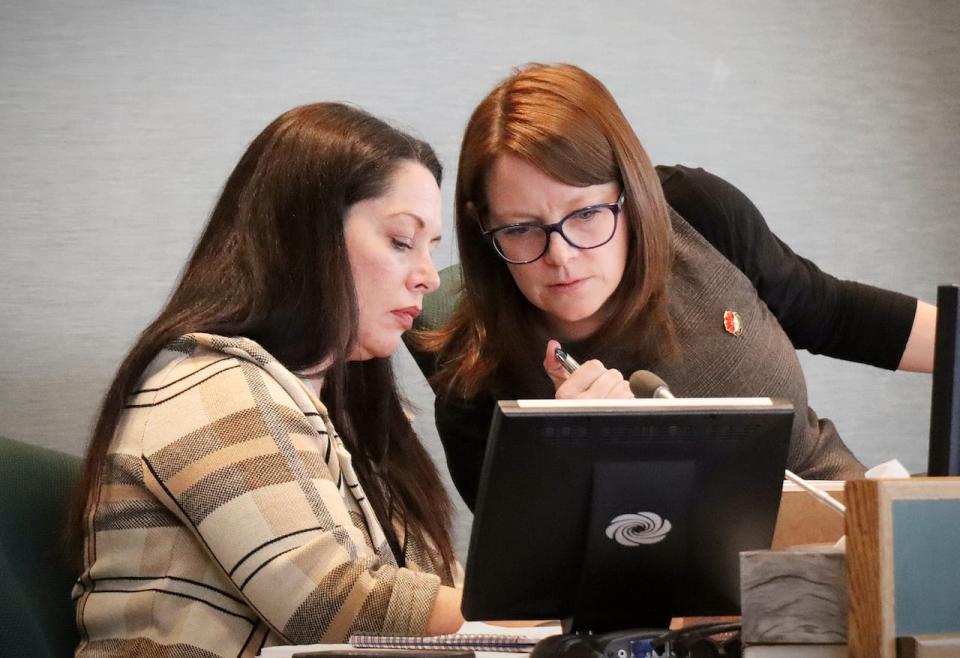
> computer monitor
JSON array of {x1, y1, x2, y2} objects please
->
[
  {"x1": 461, "y1": 397, "x2": 794, "y2": 634},
  {"x1": 928, "y1": 284, "x2": 960, "y2": 476}
]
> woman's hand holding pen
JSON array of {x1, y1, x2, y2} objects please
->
[{"x1": 543, "y1": 339, "x2": 634, "y2": 399}]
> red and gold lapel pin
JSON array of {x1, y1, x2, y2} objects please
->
[{"x1": 723, "y1": 310, "x2": 743, "y2": 337}]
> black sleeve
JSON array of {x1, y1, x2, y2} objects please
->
[
  {"x1": 657, "y1": 165, "x2": 918, "y2": 370},
  {"x1": 433, "y1": 394, "x2": 495, "y2": 511}
]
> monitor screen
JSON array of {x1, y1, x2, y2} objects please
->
[
  {"x1": 461, "y1": 397, "x2": 794, "y2": 633},
  {"x1": 928, "y1": 284, "x2": 960, "y2": 476}
]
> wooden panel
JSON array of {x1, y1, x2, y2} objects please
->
[
  {"x1": 845, "y1": 478, "x2": 960, "y2": 658},
  {"x1": 772, "y1": 483, "x2": 845, "y2": 549}
]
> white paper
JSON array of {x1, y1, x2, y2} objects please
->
[{"x1": 864, "y1": 458, "x2": 911, "y2": 479}]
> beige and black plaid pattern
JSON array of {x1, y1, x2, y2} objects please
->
[{"x1": 74, "y1": 334, "x2": 441, "y2": 658}]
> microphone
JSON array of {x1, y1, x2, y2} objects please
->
[{"x1": 629, "y1": 370, "x2": 675, "y2": 399}]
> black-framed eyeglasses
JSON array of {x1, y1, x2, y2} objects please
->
[{"x1": 481, "y1": 193, "x2": 625, "y2": 264}]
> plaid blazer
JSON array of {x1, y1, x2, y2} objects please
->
[{"x1": 73, "y1": 334, "x2": 442, "y2": 658}]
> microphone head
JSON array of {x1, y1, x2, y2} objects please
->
[{"x1": 629, "y1": 369, "x2": 672, "y2": 398}]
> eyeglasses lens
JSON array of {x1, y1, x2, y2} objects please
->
[{"x1": 493, "y1": 205, "x2": 617, "y2": 264}]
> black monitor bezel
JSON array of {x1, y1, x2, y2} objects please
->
[{"x1": 928, "y1": 284, "x2": 960, "y2": 476}]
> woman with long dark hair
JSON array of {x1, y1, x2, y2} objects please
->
[
  {"x1": 71, "y1": 103, "x2": 463, "y2": 656},
  {"x1": 415, "y1": 63, "x2": 937, "y2": 509}
]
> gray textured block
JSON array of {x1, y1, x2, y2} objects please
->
[{"x1": 740, "y1": 548, "x2": 847, "y2": 644}]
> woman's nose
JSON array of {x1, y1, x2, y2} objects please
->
[
  {"x1": 413, "y1": 252, "x2": 441, "y2": 292},
  {"x1": 541, "y1": 231, "x2": 576, "y2": 266}
]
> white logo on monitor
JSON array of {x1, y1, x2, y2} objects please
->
[{"x1": 606, "y1": 512, "x2": 672, "y2": 546}]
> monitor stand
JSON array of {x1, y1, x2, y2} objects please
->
[
  {"x1": 561, "y1": 459, "x2": 692, "y2": 634},
  {"x1": 540, "y1": 462, "x2": 681, "y2": 657}
]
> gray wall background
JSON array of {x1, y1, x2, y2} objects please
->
[{"x1": 2, "y1": 1, "x2": 958, "y2": 557}]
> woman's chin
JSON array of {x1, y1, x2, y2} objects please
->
[
  {"x1": 348, "y1": 337, "x2": 401, "y2": 361},
  {"x1": 544, "y1": 311, "x2": 605, "y2": 342}
]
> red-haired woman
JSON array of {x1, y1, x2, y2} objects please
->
[{"x1": 415, "y1": 63, "x2": 936, "y2": 509}]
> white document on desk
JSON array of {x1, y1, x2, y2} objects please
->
[{"x1": 256, "y1": 621, "x2": 558, "y2": 658}]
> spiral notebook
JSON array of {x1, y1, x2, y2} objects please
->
[
  {"x1": 349, "y1": 632, "x2": 539, "y2": 653},
  {"x1": 256, "y1": 622, "x2": 557, "y2": 658}
]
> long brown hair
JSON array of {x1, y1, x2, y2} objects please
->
[
  {"x1": 70, "y1": 103, "x2": 456, "y2": 583},
  {"x1": 424, "y1": 63, "x2": 676, "y2": 399}
]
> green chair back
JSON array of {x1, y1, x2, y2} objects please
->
[
  {"x1": 0, "y1": 435, "x2": 82, "y2": 657},
  {"x1": 421, "y1": 264, "x2": 463, "y2": 331}
]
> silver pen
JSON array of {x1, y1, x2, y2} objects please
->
[{"x1": 554, "y1": 347, "x2": 581, "y2": 374}]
